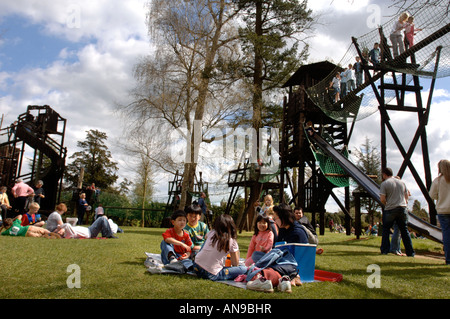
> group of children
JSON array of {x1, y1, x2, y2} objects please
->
[
  {"x1": 0, "y1": 180, "x2": 45, "y2": 223},
  {"x1": 0, "y1": 202, "x2": 61, "y2": 239},
  {"x1": 328, "y1": 13, "x2": 422, "y2": 104},
  {"x1": 0, "y1": 201, "x2": 119, "y2": 239},
  {"x1": 329, "y1": 60, "x2": 362, "y2": 103},
  {"x1": 157, "y1": 195, "x2": 321, "y2": 293}
]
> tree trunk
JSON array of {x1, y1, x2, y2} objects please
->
[{"x1": 246, "y1": 0, "x2": 264, "y2": 226}]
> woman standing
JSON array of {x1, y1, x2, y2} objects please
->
[
  {"x1": 429, "y1": 159, "x2": 450, "y2": 265},
  {"x1": 390, "y1": 12, "x2": 409, "y2": 58}
]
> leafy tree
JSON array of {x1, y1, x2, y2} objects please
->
[
  {"x1": 65, "y1": 129, "x2": 119, "y2": 190},
  {"x1": 236, "y1": 0, "x2": 313, "y2": 128},
  {"x1": 353, "y1": 137, "x2": 382, "y2": 225},
  {"x1": 411, "y1": 199, "x2": 429, "y2": 222},
  {"x1": 233, "y1": 0, "x2": 314, "y2": 225}
]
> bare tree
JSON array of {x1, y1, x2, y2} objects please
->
[{"x1": 121, "y1": 0, "x2": 248, "y2": 208}]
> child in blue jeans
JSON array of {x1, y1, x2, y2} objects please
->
[
  {"x1": 160, "y1": 210, "x2": 193, "y2": 270},
  {"x1": 193, "y1": 214, "x2": 248, "y2": 281}
]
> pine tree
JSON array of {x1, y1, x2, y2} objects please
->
[
  {"x1": 65, "y1": 129, "x2": 119, "y2": 190},
  {"x1": 234, "y1": 0, "x2": 313, "y2": 227}
]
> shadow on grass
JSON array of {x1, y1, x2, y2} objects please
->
[
  {"x1": 120, "y1": 257, "x2": 146, "y2": 267},
  {"x1": 320, "y1": 238, "x2": 381, "y2": 249},
  {"x1": 319, "y1": 249, "x2": 381, "y2": 257}
]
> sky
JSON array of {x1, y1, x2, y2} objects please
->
[{"x1": 0, "y1": 0, "x2": 449, "y2": 213}]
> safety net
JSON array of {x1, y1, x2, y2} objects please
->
[
  {"x1": 309, "y1": 131, "x2": 350, "y2": 188},
  {"x1": 306, "y1": 0, "x2": 450, "y2": 123}
]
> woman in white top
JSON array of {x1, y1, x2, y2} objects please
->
[
  {"x1": 429, "y1": 159, "x2": 450, "y2": 265},
  {"x1": 390, "y1": 12, "x2": 409, "y2": 58},
  {"x1": 56, "y1": 215, "x2": 117, "y2": 239}
]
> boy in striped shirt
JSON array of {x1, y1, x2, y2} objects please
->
[{"x1": 184, "y1": 204, "x2": 209, "y2": 256}]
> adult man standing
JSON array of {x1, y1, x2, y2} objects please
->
[
  {"x1": 33, "y1": 180, "x2": 45, "y2": 206},
  {"x1": 369, "y1": 42, "x2": 381, "y2": 67},
  {"x1": 379, "y1": 168, "x2": 415, "y2": 257},
  {"x1": 198, "y1": 192, "x2": 207, "y2": 217},
  {"x1": 197, "y1": 192, "x2": 212, "y2": 227}
]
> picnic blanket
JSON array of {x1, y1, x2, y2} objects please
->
[
  {"x1": 144, "y1": 252, "x2": 343, "y2": 287},
  {"x1": 144, "y1": 252, "x2": 248, "y2": 289}
]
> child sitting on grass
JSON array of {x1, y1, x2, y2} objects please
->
[
  {"x1": 21, "y1": 202, "x2": 45, "y2": 227},
  {"x1": 161, "y1": 210, "x2": 193, "y2": 266},
  {"x1": 184, "y1": 204, "x2": 209, "y2": 256},
  {"x1": 193, "y1": 214, "x2": 248, "y2": 281},
  {"x1": 1, "y1": 215, "x2": 60, "y2": 238},
  {"x1": 245, "y1": 214, "x2": 274, "y2": 266}
]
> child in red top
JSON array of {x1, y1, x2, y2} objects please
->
[
  {"x1": 160, "y1": 210, "x2": 193, "y2": 265},
  {"x1": 245, "y1": 214, "x2": 274, "y2": 266},
  {"x1": 21, "y1": 202, "x2": 45, "y2": 227}
]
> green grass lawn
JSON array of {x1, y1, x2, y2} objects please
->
[{"x1": 0, "y1": 227, "x2": 447, "y2": 300}]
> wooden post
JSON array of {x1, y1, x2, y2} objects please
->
[
  {"x1": 77, "y1": 167, "x2": 84, "y2": 189},
  {"x1": 354, "y1": 192, "x2": 361, "y2": 240}
]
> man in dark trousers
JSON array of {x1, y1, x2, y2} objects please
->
[
  {"x1": 197, "y1": 192, "x2": 212, "y2": 228},
  {"x1": 379, "y1": 167, "x2": 415, "y2": 257}
]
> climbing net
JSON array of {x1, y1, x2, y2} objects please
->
[
  {"x1": 308, "y1": 130, "x2": 350, "y2": 188},
  {"x1": 306, "y1": 0, "x2": 450, "y2": 123}
]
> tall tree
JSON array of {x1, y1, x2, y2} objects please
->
[
  {"x1": 65, "y1": 129, "x2": 119, "y2": 190},
  {"x1": 118, "y1": 125, "x2": 156, "y2": 227},
  {"x1": 234, "y1": 0, "x2": 314, "y2": 226},
  {"x1": 123, "y1": 0, "x2": 246, "y2": 209},
  {"x1": 411, "y1": 199, "x2": 429, "y2": 222},
  {"x1": 353, "y1": 137, "x2": 382, "y2": 224}
]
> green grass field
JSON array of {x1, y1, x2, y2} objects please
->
[{"x1": 0, "y1": 227, "x2": 447, "y2": 300}]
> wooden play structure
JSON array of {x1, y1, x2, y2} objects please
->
[
  {"x1": 225, "y1": 2, "x2": 449, "y2": 242},
  {"x1": 0, "y1": 105, "x2": 67, "y2": 214}
]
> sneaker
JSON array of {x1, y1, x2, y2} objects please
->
[
  {"x1": 147, "y1": 264, "x2": 164, "y2": 274},
  {"x1": 246, "y1": 277, "x2": 274, "y2": 293},
  {"x1": 144, "y1": 257, "x2": 160, "y2": 268},
  {"x1": 277, "y1": 276, "x2": 292, "y2": 293}
]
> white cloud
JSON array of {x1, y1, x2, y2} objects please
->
[
  {"x1": 308, "y1": 0, "x2": 371, "y2": 13},
  {"x1": 0, "y1": 0, "x2": 150, "y2": 170},
  {"x1": 0, "y1": 0, "x2": 149, "y2": 42}
]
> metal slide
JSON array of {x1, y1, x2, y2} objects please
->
[{"x1": 307, "y1": 129, "x2": 443, "y2": 244}]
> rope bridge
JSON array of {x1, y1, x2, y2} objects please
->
[{"x1": 305, "y1": 0, "x2": 450, "y2": 123}]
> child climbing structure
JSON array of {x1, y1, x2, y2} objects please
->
[
  {"x1": 0, "y1": 105, "x2": 67, "y2": 213},
  {"x1": 281, "y1": 1, "x2": 449, "y2": 240}
]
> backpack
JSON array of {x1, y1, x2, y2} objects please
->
[{"x1": 246, "y1": 248, "x2": 298, "y2": 281}]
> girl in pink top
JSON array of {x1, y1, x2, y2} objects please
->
[
  {"x1": 404, "y1": 16, "x2": 422, "y2": 49},
  {"x1": 245, "y1": 214, "x2": 274, "y2": 266}
]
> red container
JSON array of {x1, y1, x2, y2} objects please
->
[{"x1": 314, "y1": 269, "x2": 343, "y2": 282}]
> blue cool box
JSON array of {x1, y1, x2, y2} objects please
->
[{"x1": 275, "y1": 243, "x2": 317, "y2": 282}]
